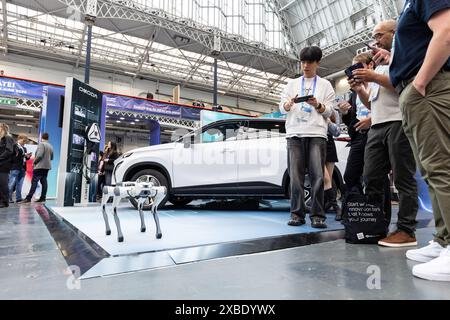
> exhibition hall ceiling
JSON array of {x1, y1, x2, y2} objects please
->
[{"x1": 1, "y1": 0, "x2": 402, "y2": 104}]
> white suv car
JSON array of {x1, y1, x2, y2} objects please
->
[{"x1": 112, "y1": 118, "x2": 349, "y2": 209}]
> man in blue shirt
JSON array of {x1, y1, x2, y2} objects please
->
[{"x1": 390, "y1": 0, "x2": 450, "y2": 282}]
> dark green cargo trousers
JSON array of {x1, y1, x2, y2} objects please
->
[{"x1": 399, "y1": 70, "x2": 450, "y2": 246}]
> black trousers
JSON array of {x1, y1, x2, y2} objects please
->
[
  {"x1": 105, "y1": 172, "x2": 113, "y2": 187},
  {"x1": 26, "y1": 169, "x2": 49, "y2": 200},
  {"x1": 344, "y1": 132, "x2": 368, "y2": 193},
  {"x1": 288, "y1": 137, "x2": 327, "y2": 220},
  {"x1": 0, "y1": 172, "x2": 9, "y2": 205},
  {"x1": 343, "y1": 131, "x2": 392, "y2": 225},
  {"x1": 364, "y1": 121, "x2": 418, "y2": 235},
  {"x1": 97, "y1": 174, "x2": 105, "y2": 196}
]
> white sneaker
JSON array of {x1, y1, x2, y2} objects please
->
[
  {"x1": 406, "y1": 240, "x2": 445, "y2": 263},
  {"x1": 413, "y1": 247, "x2": 450, "y2": 281}
]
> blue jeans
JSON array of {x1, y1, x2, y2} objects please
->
[{"x1": 8, "y1": 169, "x2": 25, "y2": 202}]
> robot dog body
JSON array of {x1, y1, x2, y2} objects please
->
[{"x1": 101, "y1": 182, "x2": 165, "y2": 242}]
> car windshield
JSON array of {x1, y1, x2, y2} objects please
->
[
  {"x1": 176, "y1": 121, "x2": 241, "y2": 143},
  {"x1": 176, "y1": 120, "x2": 285, "y2": 143}
]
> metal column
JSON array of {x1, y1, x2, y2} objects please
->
[
  {"x1": 213, "y1": 58, "x2": 218, "y2": 106},
  {"x1": 84, "y1": 17, "x2": 95, "y2": 84}
]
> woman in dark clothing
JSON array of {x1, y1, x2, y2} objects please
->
[
  {"x1": 96, "y1": 150, "x2": 106, "y2": 199},
  {"x1": 103, "y1": 141, "x2": 119, "y2": 186},
  {"x1": 339, "y1": 52, "x2": 374, "y2": 194},
  {"x1": 0, "y1": 123, "x2": 15, "y2": 208},
  {"x1": 324, "y1": 110, "x2": 342, "y2": 220}
]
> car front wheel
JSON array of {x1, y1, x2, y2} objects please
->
[{"x1": 129, "y1": 169, "x2": 170, "y2": 210}]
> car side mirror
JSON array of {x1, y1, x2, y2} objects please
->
[{"x1": 183, "y1": 135, "x2": 193, "y2": 148}]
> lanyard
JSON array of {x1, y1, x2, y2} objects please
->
[{"x1": 301, "y1": 76, "x2": 317, "y2": 97}]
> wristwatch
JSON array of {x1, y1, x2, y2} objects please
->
[{"x1": 315, "y1": 103, "x2": 323, "y2": 111}]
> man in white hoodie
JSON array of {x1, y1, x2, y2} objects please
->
[{"x1": 279, "y1": 46, "x2": 335, "y2": 229}]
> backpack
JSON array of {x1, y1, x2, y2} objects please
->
[{"x1": 342, "y1": 191, "x2": 388, "y2": 244}]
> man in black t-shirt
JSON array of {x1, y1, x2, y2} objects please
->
[{"x1": 390, "y1": 0, "x2": 450, "y2": 282}]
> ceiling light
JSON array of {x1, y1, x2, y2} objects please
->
[
  {"x1": 135, "y1": 119, "x2": 140, "y2": 122},
  {"x1": 131, "y1": 122, "x2": 135, "y2": 125},
  {"x1": 120, "y1": 117, "x2": 125, "y2": 120},
  {"x1": 16, "y1": 114, "x2": 34, "y2": 118},
  {"x1": 106, "y1": 115, "x2": 110, "y2": 118},
  {"x1": 116, "y1": 120, "x2": 121, "y2": 123},
  {"x1": 17, "y1": 124, "x2": 33, "y2": 127}
]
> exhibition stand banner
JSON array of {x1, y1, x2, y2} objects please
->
[
  {"x1": 0, "y1": 76, "x2": 200, "y2": 121},
  {"x1": 181, "y1": 106, "x2": 201, "y2": 120},
  {"x1": 57, "y1": 78, "x2": 103, "y2": 207},
  {"x1": 0, "y1": 77, "x2": 49, "y2": 100},
  {"x1": 105, "y1": 94, "x2": 201, "y2": 120}
]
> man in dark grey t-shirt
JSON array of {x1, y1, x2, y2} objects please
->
[{"x1": 19, "y1": 132, "x2": 54, "y2": 203}]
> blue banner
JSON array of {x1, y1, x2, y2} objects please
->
[
  {"x1": 105, "y1": 95, "x2": 181, "y2": 118},
  {"x1": 0, "y1": 77, "x2": 202, "y2": 121},
  {"x1": 105, "y1": 94, "x2": 201, "y2": 120},
  {"x1": 181, "y1": 107, "x2": 201, "y2": 120},
  {"x1": 0, "y1": 78, "x2": 48, "y2": 100}
]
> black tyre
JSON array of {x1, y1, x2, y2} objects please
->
[
  {"x1": 129, "y1": 169, "x2": 169, "y2": 210},
  {"x1": 169, "y1": 197, "x2": 192, "y2": 207}
]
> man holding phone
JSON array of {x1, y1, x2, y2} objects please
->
[
  {"x1": 8, "y1": 134, "x2": 31, "y2": 203},
  {"x1": 349, "y1": 20, "x2": 419, "y2": 248},
  {"x1": 279, "y1": 46, "x2": 335, "y2": 229}
]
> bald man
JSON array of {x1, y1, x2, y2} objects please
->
[{"x1": 348, "y1": 20, "x2": 419, "y2": 248}]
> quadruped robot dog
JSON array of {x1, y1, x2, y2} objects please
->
[{"x1": 101, "y1": 182, "x2": 166, "y2": 242}]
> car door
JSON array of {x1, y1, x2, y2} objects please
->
[
  {"x1": 172, "y1": 121, "x2": 243, "y2": 195},
  {"x1": 236, "y1": 120, "x2": 287, "y2": 195}
]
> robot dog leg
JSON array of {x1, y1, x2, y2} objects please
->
[
  {"x1": 112, "y1": 187, "x2": 126, "y2": 243},
  {"x1": 136, "y1": 197, "x2": 147, "y2": 233},
  {"x1": 150, "y1": 186, "x2": 166, "y2": 239},
  {"x1": 101, "y1": 186, "x2": 114, "y2": 236}
]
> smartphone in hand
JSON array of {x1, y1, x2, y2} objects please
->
[
  {"x1": 293, "y1": 95, "x2": 314, "y2": 103},
  {"x1": 345, "y1": 62, "x2": 364, "y2": 79}
]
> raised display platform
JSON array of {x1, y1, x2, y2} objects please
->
[{"x1": 41, "y1": 200, "x2": 348, "y2": 279}]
